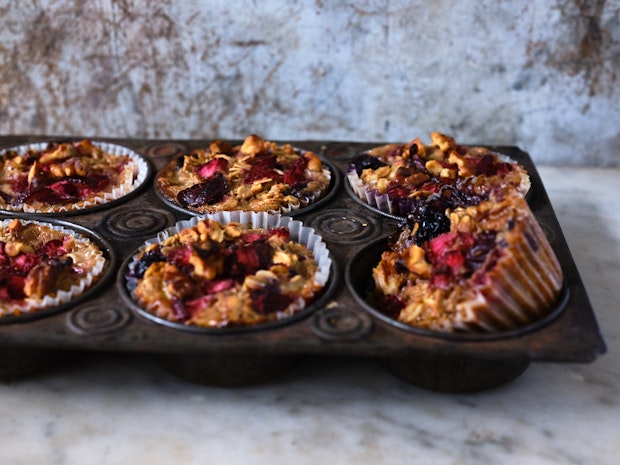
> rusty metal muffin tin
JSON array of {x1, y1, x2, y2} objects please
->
[{"x1": 0, "y1": 136, "x2": 606, "y2": 392}]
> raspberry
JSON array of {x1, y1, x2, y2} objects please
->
[
  {"x1": 38, "y1": 239, "x2": 67, "y2": 258},
  {"x1": 230, "y1": 239, "x2": 272, "y2": 277},
  {"x1": 243, "y1": 156, "x2": 282, "y2": 184},
  {"x1": 268, "y1": 227, "x2": 290, "y2": 242}
]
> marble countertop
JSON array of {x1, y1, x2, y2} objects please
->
[{"x1": 0, "y1": 166, "x2": 618, "y2": 465}]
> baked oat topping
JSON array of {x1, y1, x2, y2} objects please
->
[
  {"x1": 371, "y1": 195, "x2": 563, "y2": 332},
  {"x1": 347, "y1": 132, "x2": 530, "y2": 218},
  {"x1": 126, "y1": 218, "x2": 326, "y2": 328},
  {"x1": 0, "y1": 139, "x2": 141, "y2": 213},
  {"x1": 156, "y1": 135, "x2": 331, "y2": 213},
  {"x1": 0, "y1": 219, "x2": 106, "y2": 316}
]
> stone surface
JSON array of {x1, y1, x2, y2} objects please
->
[{"x1": 1, "y1": 0, "x2": 619, "y2": 165}]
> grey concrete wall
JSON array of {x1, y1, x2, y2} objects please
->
[{"x1": 1, "y1": 0, "x2": 618, "y2": 166}]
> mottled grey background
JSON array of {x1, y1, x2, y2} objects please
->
[{"x1": 1, "y1": 0, "x2": 618, "y2": 165}]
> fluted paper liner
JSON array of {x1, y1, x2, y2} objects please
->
[{"x1": 453, "y1": 209, "x2": 563, "y2": 332}]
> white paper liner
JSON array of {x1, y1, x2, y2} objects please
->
[
  {"x1": 0, "y1": 219, "x2": 106, "y2": 316},
  {"x1": 346, "y1": 152, "x2": 531, "y2": 217},
  {"x1": 0, "y1": 141, "x2": 149, "y2": 213}
]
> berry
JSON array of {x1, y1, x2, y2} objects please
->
[
  {"x1": 243, "y1": 156, "x2": 282, "y2": 184},
  {"x1": 250, "y1": 282, "x2": 292, "y2": 314},
  {"x1": 283, "y1": 156, "x2": 308, "y2": 187},
  {"x1": 177, "y1": 172, "x2": 228, "y2": 207},
  {"x1": 349, "y1": 154, "x2": 387, "y2": 176},
  {"x1": 196, "y1": 158, "x2": 228, "y2": 179}
]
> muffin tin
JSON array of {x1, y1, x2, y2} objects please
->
[{"x1": 0, "y1": 136, "x2": 606, "y2": 392}]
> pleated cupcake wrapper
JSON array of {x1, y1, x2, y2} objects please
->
[
  {"x1": 1, "y1": 141, "x2": 149, "y2": 213},
  {"x1": 0, "y1": 219, "x2": 106, "y2": 315},
  {"x1": 454, "y1": 212, "x2": 563, "y2": 332},
  {"x1": 278, "y1": 167, "x2": 332, "y2": 214},
  {"x1": 347, "y1": 170, "x2": 398, "y2": 216},
  {"x1": 134, "y1": 210, "x2": 332, "y2": 289}
]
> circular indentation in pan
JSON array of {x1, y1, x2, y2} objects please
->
[
  {"x1": 104, "y1": 207, "x2": 175, "y2": 239},
  {"x1": 307, "y1": 208, "x2": 380, "y2": 243},
  {"x1": 145, "y1": 142, "x2": 189, "y2": 159},
  {"x1": 345, "y1": 237, "x2": 569, "y2": 342},
  {"x1": 67, "y1": 304, "x2": 131, "y2": 335},
  {"x1": 311, "y1": 307, "x2": 373, "y2": 341},
  {"x1": 0, "y1": 219, "x2": 117, "y2": 324}
]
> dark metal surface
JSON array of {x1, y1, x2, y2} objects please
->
[{"x1": 0, "y1": 136, "x2": 607, "y2": 390}]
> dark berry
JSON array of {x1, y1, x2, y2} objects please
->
[
  {"x1": 283, "y1": 156, "x2": 308, "y2": 187},
  {"x1": 250, "y1": 282, "x2": 292, "y2": 314},
  {"x1": 349, "y1": 154, "x2": 387, "y2": 176},
  {"x1": 230, "y1": 239, "x2": 272, "y2": 277},
  {"x1": 177, "y1": 172, "x2": 228, "y2": 207},
  {"x1": 128, "y1": 247, "x2": 165, "y2": 279},
  {"x1": 243, "y1": 156, "x2": 282, "y2": 184}
]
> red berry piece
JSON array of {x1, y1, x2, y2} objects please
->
[
  {"x1": 243, "y1": 156, "x2": 282, "y2": 184},
  {"x1": 283, "y1": 156, "x2": 308, "y2": 187},
  {"x1": 197, "y1": 158, "x2": 229, "y2": 179}
]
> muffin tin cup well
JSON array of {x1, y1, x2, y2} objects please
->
[
  {"x1": 345, "y1": 148, "x2": 531, "y2": 220},
  {"x1": 0, "y1": 218, "x2": 118, "y2": 324},
  {"x1": 0, "y1": 137, "x2": 606, "y2": 391},
  {"x1": 345, "y1": 237, "x2": 570, "y2": 392},
  {"x1": 345, "y1": 237, "x2": 570, "y2": 343},
  {"x1": 154, "y1": 151, "x2": 340, "y2": 219},
  {"x1": 0, "y1": 218, "x2": 117, "y2": 380},
  {"x1": 118, "y1": 211, "x2": 335, "y2": 335},
  {"x1": 0, "y1": 140, "x2": 153, "y2": 217}
]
